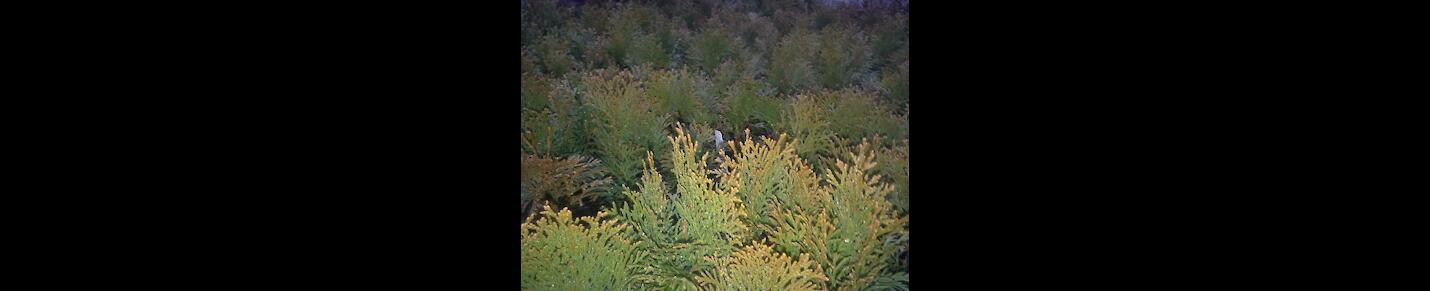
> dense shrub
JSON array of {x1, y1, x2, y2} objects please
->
[
  {"x1": 580, "y1": 70, "x2": 671, "y2": 189},
  {"x1": 688, "y1": 25, "x2": 737, "y2": 73},
  {"x1": 695, "y1": 241, "x2": 828, "y2": 290},
  {"x1": 880, "y1": 61, "x2": 910, "y2": 112},
  {"x1": 814, "y1": 24, "x2": 871, "y2": 89},
  {"x1": 522, "y1": 1, "x2": 910, "y2": 288},
  {"x1": 720, "y1": 74, "x2": 782, "y2": 134},
  {"x1": 826, "y1": 88, "x2": 905, "y2": 147},
  {"x1": 769, "y1": 141, "x2": 909, "y2": 290},
  {"x1": 520, "y1": 205, "x2": 646, "y2": 290},
  {"x1": 647, "y1": 68, "x2": 714, "y2": 125},
  {"x1": 667, "y1": 126, "x2": 750, "y2": 273},
  {"x1": 776, "y1": 94, "x2": 835, "y2": 167},
  {"x1": 769, "y1": 32, "x2": 818, "y2": 94},
  {"x1": 520, "y1": 154, "x2": 612, "y2": 220},
  {"x1": 627, "y1": 32, "x2": 670, "y2": 68},
  {"x1": 535, "y1": 34, "x2": 578, "y2": 76}
]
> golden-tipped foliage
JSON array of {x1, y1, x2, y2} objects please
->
[
  {"x1": 520, "y1": 204, "x2": 646, "y2": 290},
  {"x1": 696, "y1": 241, "x2": 829, "y2": 291},
  {"x1": 768, "y1": 140, "x2": 908, "y2": 291},
  {"x1": 721, "y1": 130, "x2": 799, "y2": 238},
  {"x1": 669, "y1": 125, "x2": 750, "y2": 273}
]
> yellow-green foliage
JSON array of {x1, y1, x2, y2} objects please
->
[
  {"x1": 826, "y1": 89, "x2": 905, "y2": 147},
  {"x1": 520, "y1": 153, "x2": 612, "y2": 219},
  {"x1": 648, "y1": 68, "x2": 714, "y2": 125},
  {"x1": 581, "y1": 69, "x2": 671, "y2": 188},
  {"x1": 777, "y1": 94, "x2": 836, "y2": 166},
  {"x1": 522, "y1": 77, "x2": 586, "y2": 157},
  {"x1": 668, "y1": 125, "x2": 750, "y2": 273},
  {"x1": 879, "y1": 61, "x2": 909, "y2": 111},
  {"x1": 612, "y1": 153, "x2": 695, "y2": 289},
  {"x1": 877, "y1": 138, "x2": 909, "y2": 215},
  {"x1": 720, "y1": 130, "x2": 798, "y2": 238},
  {"x1": 769, "y1": 32, "x2": 818, "y2": 94},
  {"x1": 768, "y1": 141, "x2": 909, "y2": 291},
  {"x1": 521, "y1": 1, "x2": 910, "y2": 288},
  {"x1": 520, "y1": 204, "x2": 646, "y2": 290},
  {"x1": 815, "y1": 25, "x2": 870, "y2": 89},
  {"x1": 689, "y1": 26, "x2": 736, "y2": 73},
  {"x1": 720, "y1": 72, "x2": 782, "y2": 133},
  {"x1": 696, "y1": 241, "x2": 829, "y2": 291}
]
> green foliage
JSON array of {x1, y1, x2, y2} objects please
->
[
  {"x1": 604, "y1": 6, "x2": 640, "y2": 67},
  {"x1": 869, "y1": 13, "x2": 908, "y2": 69},
  {"x1": 520, "y1": 72, "x2": 551, "y2": 111},
  {"x1": 879, "y1": 61, "x2": 910, "y2": 112},
  {"x1": 826, "y1": 89, "x2": 905, "y2": 146},
  {"x1": 536, "y1": 33, "x2": 578, "y2": 76},
  {"x1": 776, "y1": 94, "x2": 835, "y2": 167},
  {"x1": 721, "y1": 130, "x2": 800, "y2": 239},
  {"x1": 875, "y1": 138, "x2": 909, "y2": 215},
  {"x1": 522, "y1": 77, "x2": 587, "y2": 157},
  {"x1": 689, "y1": 26, "x2": 737, "y2": 73},
  {"x1": 521, "y1": 204, "x2": 646, "y2": 290},
  {"x1": 521, "y1": 49, "x2": 539, "y2": 76},
  {"x1": 613, "y1": 153, "x2": 694, "y2": 289},
  {"x1": 628, "y1": 32, "x2": 670, "y2": 68},
  {"x1": 520, "y1": 154, "x2": 613, "y2": 219},
  {"x1": 768, "y1": 141, "x2": 909, "y2": 290},
  {"x1": 769, "y1": 32, "x2": 818, "y2": 94},
  {"x1": 720, "y1": 72, "x2": 782, "y2": 133},
  {"x1": 695, "y1": 241, "x2": 829, "y2": 290},
  {"x1": 521, "y1": 2, "x2": 911, "y2": 288},
  {"x1": 668, "y1": 125, "x2": 751, "y2": 273},
  {"x1": 814, "y1": 25, "x2": 871, "y2": 89},
  {"x1": 581, "y1": 69, "x2": 671, "y2": 189},
  {"x1": 648, "y1": 68, "x2": 714, "y2": 125}
]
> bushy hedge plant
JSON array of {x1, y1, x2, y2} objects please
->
[
  {"x1": 580, "y1": 69, "x2": 671, "y2": 189},
  {"x1": 520, "y1": 204, "x2": 647, "y2": 290}
]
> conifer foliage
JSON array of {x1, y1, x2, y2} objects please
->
[
  {"x1": 521, "y1": 1, "x2": 909, "y2": 289},
  {"x1": 520, "y1": 204, "x2": 647, "y2": 290}
]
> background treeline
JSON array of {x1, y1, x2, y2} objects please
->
[{"x1": 522, "y1": 0, "x2": 908, "y2": 289}]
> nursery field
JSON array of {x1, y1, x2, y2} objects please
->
[{"x1": 521, "y1": 0, "x2": 908, "y2": 289}]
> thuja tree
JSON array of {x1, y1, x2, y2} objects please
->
[
  {"x1": 768, "y1": 141, "x2": 910, "y2": 290},
  {"x1": 647, "y1": 68, "x2": 715, "y2": 126},
  {"x1": 580, "y1": 69, "x2": 671, "y2": 189},
  {"x1": 520, "y1": 204, "x2": 648, "y2": 290},
  {"x1": 720, "y1": 130, "x2": 799, "y2": 239},
  {"x1": 776, "y1": 93, "x2": 835, "y2": 170},
  {"x1": 612, "y1": 125, "x2": 756, "y2": 289},
  {"x1": 668, "y1": 125, "x2": 750, "y2": 274}
]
